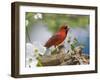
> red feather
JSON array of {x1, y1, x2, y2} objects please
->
[{"x1": 44, "y1": 25, "x2": 69, "y2": 48}]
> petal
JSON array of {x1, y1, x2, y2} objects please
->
[{"x1": 26, "y1": 43, "x2": 33, "y2": 57}]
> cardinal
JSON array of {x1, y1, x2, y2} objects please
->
[{"x1": 44, "y1": 25, "x2": 69, "y2": 55}]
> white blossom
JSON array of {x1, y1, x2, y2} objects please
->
[
  {"x1": 33, "y1": 41, "x2": 46, "y2": 55},
  {"x1": 26, "y1": 42, "x2": 46, "y2": 67},
  {"x1": 26, "y1": 43, "x2": 34, "y2": 57},
  {"x1": 34, "y1": 13, "x2": 43, "y2": 20},
  {"x1": 26, "y1": 43, "x2": 37, "y2": 67},
  {"x1": 26, "y1": 56, "x2": 38, "y2": 68}
]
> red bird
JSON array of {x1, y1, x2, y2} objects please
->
[{"x1": 44, "y1": 25, "x2": 69, "y2": 48}]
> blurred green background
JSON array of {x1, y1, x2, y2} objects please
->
[{"x1": 26, "y1": 12, "x2": 89, "y2": 33}]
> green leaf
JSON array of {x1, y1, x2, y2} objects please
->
[
  {"x1": 71, "y1": 44, "x2": 75, "y2": 50},
  {"x1": 36, "y1": 56, "x2": 43, "y2": 67}
]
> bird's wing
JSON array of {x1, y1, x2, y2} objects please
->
[
  {"x1": 49, "y1": 33, "x2": 61, "y2": 41},
  {"x1": 44, "y1": 33, "x2": 62, "y2": 48}
]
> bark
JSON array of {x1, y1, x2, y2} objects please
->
[{"x1": 39, "y1": 45, "x2": 89, "y2": 66}]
